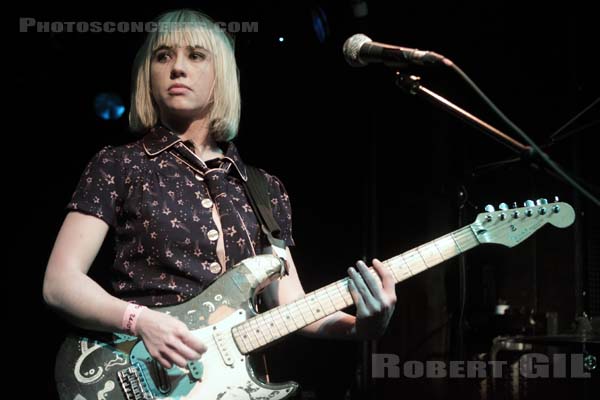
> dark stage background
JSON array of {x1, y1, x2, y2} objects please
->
[{"x1": 12, "y1": 1, "x2": 599, "y2": 399}]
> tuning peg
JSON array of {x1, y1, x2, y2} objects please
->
[
  {"x1": 524, "y1": 200, "x2": 535, "y2": 207},
  {"x1": 554, "y1": 195, "x2": 560, "y2": 202},
  {"x1": 498, "y1": 202, "x2": 509, "y2": 211},
  {"x1": 511, "y1": 202, "x2": 519, "y2": 209},
  {"x1": 536, "y1": 198, "x2": 548, "y2": 205},
  {"x1": 485, "y1": 204, "x2": 495, "y2": 212}
]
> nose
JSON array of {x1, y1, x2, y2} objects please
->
[{"x1": 170, "y1": 51, "x2": 188, "y2": 79}]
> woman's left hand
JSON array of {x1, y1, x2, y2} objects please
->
[{"x1": 348, "y1": 259, "x2": 397, "y2": 339}]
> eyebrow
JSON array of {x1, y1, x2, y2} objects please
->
[{"x1": 152, "y1": 45, "x2": 210, "y2": 54}]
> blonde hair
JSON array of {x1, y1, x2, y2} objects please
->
[{"x1": 129, "y1": 9, "x2": 241, "y2": 142}]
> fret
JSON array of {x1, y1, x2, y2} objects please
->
[
  {"x1": 306, "y1": 294, "x2": 325, "y2": 319},
  {"x1": 289, "y1": 301, "x2": 309, "y2": 326},
  {"x1": 415, "y1": 247, "x2": 431, "y2": 268},
  {"x1": 242, "y1": 322, "x2": 260, "y2": 350},
  {"x1": 431, "y1": 241, "x2": 446, "y2": 260},
  {"x1": 450, "y1": 231, "x2": 464, "y2": 253},
  {"x1": 389, "y1": 256, "x2": 413, "y2": 282},
  {"x1": 297, "y1": 299, "x2": 318, "y2": 324},
  {"x1": 256, "y1": 316, "x2": 275, "y2": 343},
  {"x1": 257, "y1": 317, "x2": 278, "y2": 343},
  {"x1": 332, "y1": 281, "x2": 351, "y2": 308},
  {"x1": 261, "y1": 312, "x2": 281, "y2": 340},
  {"x1": 238, "y1": 322, "x2": 253, "y2": 346},
  {"x1": 404, "y1": 250, "x2": 428, "y2": 274},
  {"x1": 335, "y1": 280, "x2": 353, "y2": 307},
  {"x1": 278, "y1": 307, "x2": 300, "y2": 331},
  {"x1": 452, "y1": 227, "x2": 478, "y2": 252},
  {"x1": 314, "y1": 289, "x2": 336, "y2": 315},
  {"x1": 261, "y1": 309, "x2": 279, "y2": 336},
  {"x1": 270, "y1": 312, "x2": 286, "y2": 339},
  {"x1": 247, "y1": 318, "x2": 267, "y2": 347},
  {"x1": 287, "y1": 305, "x2": 303, "y2": 330},
  {"x1": 271, "y1": 308, "x2": 292, "y2": 334},
  {"x1": 324, "y1": 285, "x2": 341, "y2": 312},
  {"x1": 386, "y1": 261, "x2": 401, "y2": 282},
  {"x1": 271, "y1": 310, "x2": 290, "y2": 337},
  {"x1": 435, "y1": 234, "x2": 461, "y2": 259},
  {"x1": 323, "y1": 286, "x2": 339, "y2": 313},
  {"x1": 417, "y1": 243, "x2": 444, "y2": 267},
  {"x1": 325, "y1": 285, "x2": 346, "y2": 310},
  {"x1": 302, "y1": 295, "x2": 319, "y2": 320},
  {"x1": 232, "y1": 328, "x2": 249, "y2": 353}
]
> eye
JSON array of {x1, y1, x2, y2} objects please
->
[
  {"x1": 155, "y1": 51, "x2": 171, "y2": 63},
  {"x1": 190, "y1": 51, "x2": 206, "y2": 61}
]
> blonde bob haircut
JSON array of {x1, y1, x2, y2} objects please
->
[{"x1": 129, "y1": 9, "x2": 241, "y2": 142}]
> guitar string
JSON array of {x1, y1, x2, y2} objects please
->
[
  {"x1": 233, "y1": 211, "x2": 561, "y2": 351},
  {"x1": 130, "y1": 209, "x2": 565, "y2": 385},
  {"x1": 240, "y1": 226, "x2": 471, "y2": 339}
]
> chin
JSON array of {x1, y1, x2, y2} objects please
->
[
  {"x1": 166, "y1": 106, "x2": 205, "y2": 118},
  {"x1": 164, "y1": 100, "x2": 196, "y2": 111}
]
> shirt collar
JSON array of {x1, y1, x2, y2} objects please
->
[{"x1": 142, "y1": 125, "x2": 247, "y2": 181}]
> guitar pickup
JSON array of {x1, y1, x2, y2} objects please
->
[{"x1": 213, "y1": 330, "x2": 234, "y2": 367}]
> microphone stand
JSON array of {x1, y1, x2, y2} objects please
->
[
  {"x1": 394, "y1": 72, "x2": 550, "y2": 364},
  {"x1": 394, "y1": 72, "x2": 599, "y2": 369}
]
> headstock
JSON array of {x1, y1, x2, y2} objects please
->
[{"x1": 471, "y1": 197, "x2": 575, "y2": 247}]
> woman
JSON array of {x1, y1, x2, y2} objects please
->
[{"x1": 43, "y1": 9, "x2": 395, "y2": 375}]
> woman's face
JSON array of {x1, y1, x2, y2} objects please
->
[{"x1": 150, "y1": 43, "x2": 215, "y2": 121}]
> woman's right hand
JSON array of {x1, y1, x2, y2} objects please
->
[{"x1": 136, "y1": 308, "x2": 207, "y2": 369}]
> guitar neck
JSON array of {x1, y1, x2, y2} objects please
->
[{"x1": 232, "y1": 225, "x2": 478, "y2": 354}]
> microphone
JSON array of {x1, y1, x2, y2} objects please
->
[{"x1": 343, "y1": 33, "x2": 448, "y2": 67}]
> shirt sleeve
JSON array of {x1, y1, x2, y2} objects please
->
[
  {"x1": 266, "y1": 173, "x2": 295, "y2": 247},
  {"x1": 66, "y1": 146, "x2": 125, "y2": 227}
]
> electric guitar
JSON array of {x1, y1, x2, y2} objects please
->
[{"x1": 55, "y1": 199, "x2": 575, "y2": 400}]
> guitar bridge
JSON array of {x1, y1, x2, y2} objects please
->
[{"x1": 117, "y1": 365, "x2": 155, "y2": 400}]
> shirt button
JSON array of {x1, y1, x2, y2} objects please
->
[
  {"x1": 194, "y1": 174, "x2": 204, "y2": 181},
  {"x1": 209, "y1": 262, "x2": 222, "y2": 274},
  {"x1": 207, "y1": 229, "x2": 219, "y2": 241},
  {"x1": 201, "y1": 198, "x2": 214, "y2": 208}
]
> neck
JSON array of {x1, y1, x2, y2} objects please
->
[{"x1": 161, "y1": 117, "x2": 222, "y2": 160}]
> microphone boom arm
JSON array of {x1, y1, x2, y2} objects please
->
[{"x1": 395, "y1": 73, "x2": 531, "y2": 156}]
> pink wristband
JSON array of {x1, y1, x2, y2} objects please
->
[{"x1": 122, "y1": 303, "x2": 147, "y2": 336}]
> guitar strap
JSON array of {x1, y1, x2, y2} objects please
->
[
  {"x1": 242, "y1": 166, "x2": 289, "y2": 275},
  {"x1": 242, "y1": 166, "x2": 288, "y2": 383}
]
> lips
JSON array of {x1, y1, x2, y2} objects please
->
[{"x1": 168, "y1": 83, "x2": 192, "y2": 93}]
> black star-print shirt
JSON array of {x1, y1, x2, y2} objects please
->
[{"x1": 67, "y1": 126, "x2": 294, "y2": 306}]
